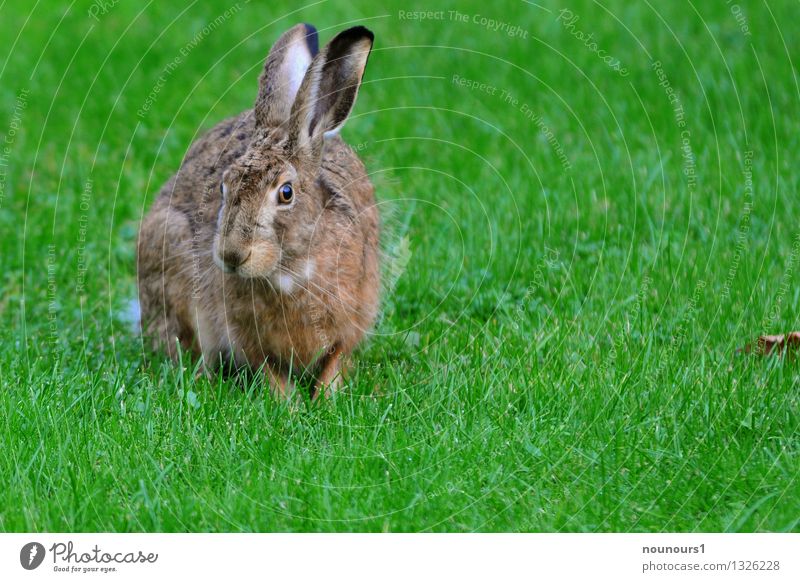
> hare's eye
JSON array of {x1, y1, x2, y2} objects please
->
[{"x1": 278, "y1": 182, "x2": 293, "y2": 204}]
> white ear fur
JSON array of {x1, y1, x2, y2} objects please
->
[
  {"x1": 281, "y1": 42, "x2": 314, "y2": 107},
  {"x1": 255, "y1": 24, "x2": 319, "y2": 128}
]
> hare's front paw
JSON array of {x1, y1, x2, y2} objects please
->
[
  {"x1": 265, "y1": 366, "x2": 294, "y2": 400},
  {"x1": 314, "y1": 346, "x2": 344, "y2": 400}
]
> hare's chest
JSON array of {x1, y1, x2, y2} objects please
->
[{"x1": 239, "y1": 294, "x2": 333, "y2": 369}]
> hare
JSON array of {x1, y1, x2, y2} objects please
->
[{"x1": 137, "y1": 24, "x2": 379, "y2": 399}]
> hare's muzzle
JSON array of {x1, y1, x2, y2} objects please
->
[
  {"x1": 218, "y1": 248, "x2": 251, "y2": 273},
  {"x1": 213, "y1": 233, "x2": 279, "y2": 279}
]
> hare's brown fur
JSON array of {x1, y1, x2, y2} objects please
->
[{"x1": 137, "y1": 24, "x2": 378, "y2": 397}]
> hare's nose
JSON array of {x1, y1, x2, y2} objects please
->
[{"x1": 220, "y1": 249, "x2": 248, "y2": 271}]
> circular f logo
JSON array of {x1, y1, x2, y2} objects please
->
[{"x1": 20, "y1": 542, "x2": 45, "y2": 570}]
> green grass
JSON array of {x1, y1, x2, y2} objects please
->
[{"x1": 1, "y1": 0, "x2": 798, "y2": 532}]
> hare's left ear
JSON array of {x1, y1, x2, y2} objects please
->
[
  {"x1": 254, "y1": 23, "x2": 319, "y2": 129},
  {"x1": 288, "y1": 26, "x2": 374, "y2": 161}
]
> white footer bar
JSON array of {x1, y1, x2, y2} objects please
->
[{"x1": 1, "y1": 533, "x2": 798, "y2": 581}]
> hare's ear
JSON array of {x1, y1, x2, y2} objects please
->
[
  {"x1": 288, "y1": 26, "x2": 373, "y2": 161},
  {"x1": 254, "y1": 23, "x2": 319, "y2": 129}
]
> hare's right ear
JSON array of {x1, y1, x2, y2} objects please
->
[
  {"x1": 288, "y1": 26, "x2": 374, "y2": 162},
  {"x1": 254, "y1": 23, "x2": 319, "y2": 129}
]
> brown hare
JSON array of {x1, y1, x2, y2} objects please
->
[{"x1": 137, "y1": 24, "x2": 379, "y2": 399}]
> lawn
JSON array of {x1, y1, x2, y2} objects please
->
[{"x1": 0, "y1": 0, "x2": 798, "y2": 532}]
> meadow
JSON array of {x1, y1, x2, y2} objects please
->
[{"x1": 0, "y1": 0, "x2": 798, "y2": 531}]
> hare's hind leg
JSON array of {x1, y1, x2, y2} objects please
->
[{"x1": 137, "y1": 202, "x2": 197, "y2": 361}]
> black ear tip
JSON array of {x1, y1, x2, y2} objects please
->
[
  {"x1": 302, "y1": 23, "x2": 320, "y2": 56},
  {"x1": 338, "y1": 25, "x2": 374, "y2": 45}
]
